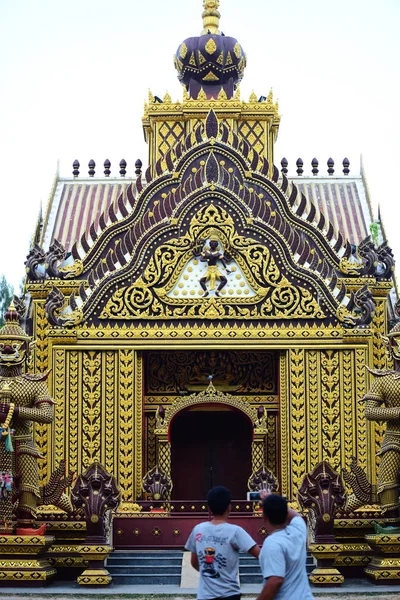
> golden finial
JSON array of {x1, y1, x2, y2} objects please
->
[{"x1": 201, "y1": 0, "x2": 220, "y2": 35}]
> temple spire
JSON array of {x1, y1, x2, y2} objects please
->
[{"x1": 201, "y1": 0, "x2": 220, "y2": 35}]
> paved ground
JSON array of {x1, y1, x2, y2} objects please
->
[{"x1": 2, "y1": 586, "x2": 400, "y2": 599}]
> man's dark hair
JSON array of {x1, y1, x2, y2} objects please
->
[
  {"x1": 207, "y1": 486, "x2": 232, "y2": 516},
  {"x1": 262, "y1": 494, "x2": 288, "y2": 525}
]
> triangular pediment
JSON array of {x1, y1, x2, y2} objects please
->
[{"x1": 44, "y1": 110, "x2": 376, "y2": 330}]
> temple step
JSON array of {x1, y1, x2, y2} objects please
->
[
  {"x1": 107, "y1": 549, "x2": 314, "y2": 585},
  {"x1": 239, "y1": 552, "x2": 315, "y2": 584},
  {"x1": 106, "y1": 550, "x2": 183, "y2": 585}
]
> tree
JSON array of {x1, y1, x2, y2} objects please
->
[{"x1": 0, "y1": 275, "x2": 14, "y2": 327}]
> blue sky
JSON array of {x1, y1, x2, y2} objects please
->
[{"x1": 0, "y1": 0, "x2": 399, "y2": 289}]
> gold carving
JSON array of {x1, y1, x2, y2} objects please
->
[
  {"x1": 203, "y1": 71, "x2": 219, "y2": 81},
  {"x1": 205, "y1": 38, "x2": 217, "y2": 55},
  {"x1": 154, "y1": 382, "x2": 266, "y2": 434},
  {"x1": 179, "y1": 43, "x2": 188, "y2": 59},
  {"x1": 101, "y1": 203, "x2": 326, "y2": 321},
  {"x1": 233, "y1": 42, "x2": 241, "y2": 58},
  {"x1": 118, "y1": 350, "x2": 135, "y2": 502},
  {"x1": 146, "y1": 350, "x2": 276, "y2": 393}
]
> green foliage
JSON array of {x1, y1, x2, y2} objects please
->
[
  {"x1": 0, "y1": 275, "x2": 14, "y2": 327},
  {"x1": 370, "y1": 222, "x2": 379, "y2": 246}
]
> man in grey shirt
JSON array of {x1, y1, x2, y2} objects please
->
[
  {"x1": 257, "y1": 494, "x2": 314, "y2": 600},
  {"x1": 186, "y1": 486, "x2": 260, "y2": 600}
]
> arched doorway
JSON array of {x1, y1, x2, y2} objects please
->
[{"x1": 170, "y1": 405, "x2": 253, "y2": 500}]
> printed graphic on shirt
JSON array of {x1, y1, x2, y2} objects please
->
[{"x1": 198, "y1": 547, "x2": 227, "y2": 578}]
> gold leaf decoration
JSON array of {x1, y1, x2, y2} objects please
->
[
  {"x1": 216, "y1": 51, "x2": 224, "y2": 64},
  {"x1": 198, "y1": 50, "x2": 206, "y2": 64},
  {"x1": 189, "y1": 51, "x2": 196, "y2": 66},
  {"x1": 179, "y1": 43, "x2": 188, "y2": 59},
  {"x1": 205, "y1": 38, "x2": 217, "y2": 55},
  {"x1": 202, "y1": 71, "x2": 219, "y2": 81},
  {"x1": 226, "y1": 51, "x2": 233, "y2": 65},
  {"x1": 233, "y1": 42, "x2": 241, "y2": 58}
]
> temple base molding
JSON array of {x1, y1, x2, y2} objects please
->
[
  {"x1": 308, "y1": 543, "x2": 344, "y2": 586},
  {"x1": 0, "y1": 534, "x2": 55, "y2": 584},
  {"x1": 365, "y1": 533, "x2": 400, "y2": 583},
  {"x1": 76, "y1": 545, "x2": 113, "y2": 585}
]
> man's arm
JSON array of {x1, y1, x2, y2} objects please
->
[
  {"x1": 287, "y1": 506, "x2": 301, "y2": 524},
  {"x1": 249, "y1": 544, "x2": 260, "y2": 558},
  {"x1": 190, "y1": 552, "x2": 200, "y2": 571},
  {"x1": 256, "y1": 577, "x2": 283, "y2": 600}
]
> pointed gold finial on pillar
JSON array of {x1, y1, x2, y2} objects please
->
[{"x1": 201, "y1": 0, "x2": 220, "y2": 35}]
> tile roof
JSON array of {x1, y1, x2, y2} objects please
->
[{"x1": 40, "y1": 174, "x2": 373, "y2": 253}]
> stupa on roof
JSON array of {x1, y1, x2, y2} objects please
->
[{"x1": 12, "y1": 0, "x2": 400, "y2": 586}]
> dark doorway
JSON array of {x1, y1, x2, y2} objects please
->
[{"x1": 170, "y1": 407, "x2": 252, "y2": 500}]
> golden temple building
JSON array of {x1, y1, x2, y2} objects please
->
[{"x1": 14, "y1": 0, "x2": 400, "y2": 582}]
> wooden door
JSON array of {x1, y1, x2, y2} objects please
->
[{"x1": 170, "y1": 408, "x2": 252, "y2": 500}]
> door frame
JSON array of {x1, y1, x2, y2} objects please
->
[{"x1": 154, "y1": 382, "x2": 268, "y2": 483}]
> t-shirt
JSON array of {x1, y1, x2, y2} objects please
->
[
  {"x1": 259, "y1": 516, "x2": 314, "y2": 600},
  {"x1": 185, "y1": 521, "x2": 257, "y2": 599}
]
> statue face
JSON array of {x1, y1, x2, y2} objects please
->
[
  {"x1": 209, "y1": 240, "x2": 219, "y2": 250},
  {"x1": 0, "y1": 339, "x2": 28, "y2": 367}
]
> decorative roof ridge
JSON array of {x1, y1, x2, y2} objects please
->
[{"x1": 40, "y1": 164, "x2": 60, "y2": 249}]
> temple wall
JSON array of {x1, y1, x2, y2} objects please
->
[
  {"x1": 280, "y1": 347, "x2": 373, "y2": 502},
  {"x1": 33, "y1": 332, "x2": 381, "y2": 506}
]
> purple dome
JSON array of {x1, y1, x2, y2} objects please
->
[{"x1": 174, "y1": 33, "x2": 246, "y2": 99}]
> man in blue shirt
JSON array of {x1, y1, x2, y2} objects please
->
[{"x1": 257, "y1": 494, "x2": 314, "y2": 600}]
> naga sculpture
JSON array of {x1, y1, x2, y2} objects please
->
[
  {"x1": 24, "y1": 244, "x2": 46, "y2": 281},
  {"x1": 298, "y1": 461, "x2": 346, "y2": 543},
  {"x1": 364, "y1": 320, "x2": 400, "y2": 516},
  {"x1": 142, "y1": 465, "x2": 172, "y2": 501},
  {"x1": 342, "y1": 456, "x2": 376, "y2": 511},
  {"x1": 0, "y1": 301, "x2": 72, "y2": 533},
  {"x1": 45, "y1": 240, "x2": 67, "y2": 278},
  {"x1": 358, "y1": 236, "x2": 378, "y2": 277},
  {"x1": 247, "y1": 465, "x2": 279, "y2": 494},
  {"x1": 376, "y1": 241, "x2": 395, "y2": 280},
  {"x1": 71, "y1": 462, "x2": 120, "y2": 544},
  {"x1": 344, "y1": 285, "x2": 376, "y2": 328}
]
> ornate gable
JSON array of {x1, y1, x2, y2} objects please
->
[{"x1": 44, "y1": 110, "x2": 377, "y2": 330}]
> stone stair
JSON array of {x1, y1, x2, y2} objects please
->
[
  {"x1": 239, "y1": 551, "x2": 315, "y2": 584},
  {"x1": 107, "y1": 549, "x2": 315, "y2": 585},
  {"x1": 106, "y1": 550, "x2": 183, "y2": 585}
]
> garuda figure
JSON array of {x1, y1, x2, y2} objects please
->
[
  {"x1": 0, "y1": 301, "x2": 71, "y2": 533},
  {"x1": 364, "y1": 320, "x2": 400, "y2": 516},
  {"x1": 197, "y1": 238, "x2": 231, "y2": 297}
]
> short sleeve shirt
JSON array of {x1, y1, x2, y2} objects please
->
[
  {"x1": 185, "y1": 521, "x2": 256, "y2": 599},
  {"x1": 259, "y1": 517, "x2": 314, "y2": 600}
]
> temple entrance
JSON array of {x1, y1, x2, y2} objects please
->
[{"x1": 170, "y1": 406, "x2": 252, "y2": 500}]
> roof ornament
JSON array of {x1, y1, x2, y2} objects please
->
[
  {"x1": 280, "y1": 157, "x2": 288, "y2": 175},
  {"x1": 104, "y1": 159, "x2": 111, "y2": 177},
  {"x1": 296, "y1": 158, "x2": 304, "y2": 176},
  {"x1": 72, "y1": 159, "x2": 80, "y2": 177},
  {"x1": 201, "y1": 0, "x2": 220, "y2": 35},
  {"x1": 119, "y1": 159, "x2": 127, "y2": 177}
]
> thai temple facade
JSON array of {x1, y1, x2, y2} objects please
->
[{"x1": 1, "y1": 0, "x2": 400, "y2": 587}]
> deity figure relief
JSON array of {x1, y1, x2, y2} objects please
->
[
  {"x1": 0, "y1": 302, "x2": 70, "y2": 533},
  {"x1": 196, "y1": 238, "x2": 231, "y2": 297},
  {"x1": 364, "y1": 321, "x2": 400, "y2": 516}
]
